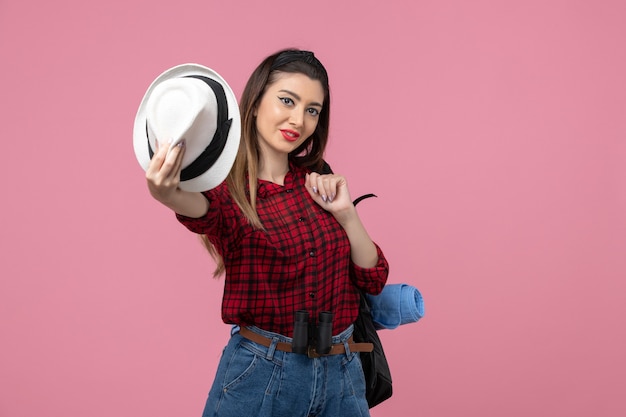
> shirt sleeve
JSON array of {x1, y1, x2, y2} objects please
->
[
  {"x1": 175, "y1": 188, "x2": 224, "y2": 237},
  {"x1": 350, "y1": 243, "x2": 389, "y2": 295}
]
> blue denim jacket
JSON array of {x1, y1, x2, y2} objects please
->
[{"x1": 366, "y1": 284, "x2": 425, "y2": 330}]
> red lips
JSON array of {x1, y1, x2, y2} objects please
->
[{"x1": 280, "y1": 129, "x2": 300, "y2": 142}]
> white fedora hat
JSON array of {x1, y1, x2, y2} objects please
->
[{"x1": 133, "y1": 63, "x2": 240, "y2": 192}]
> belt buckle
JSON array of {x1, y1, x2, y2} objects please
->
[{"x1": 307, "y1": 345, "x2": 319, "y2": 358}]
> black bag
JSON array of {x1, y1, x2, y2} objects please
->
[
  {"x1": 316, "y1": 161, "x2": 393, "y2": 408},
  {"x1": 353, "y1": 291, "x2": 393, "y2": 408}
]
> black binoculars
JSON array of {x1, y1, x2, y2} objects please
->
[{"x1": 292, "y1": 310, "x2": 334, "y2": 355}]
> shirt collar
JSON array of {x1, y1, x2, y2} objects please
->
[{"x1": 256, "y1": 161, "x2": 302, "y2": 199}]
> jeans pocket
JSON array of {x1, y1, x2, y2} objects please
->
[
  {"x1": 222, "y1": 342, "x2": 259, "y2": 391},
  {"x1": 342, "y1": 352, "x2": 367, "y2": 397}
]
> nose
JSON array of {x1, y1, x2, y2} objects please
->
[{"x1": 289, "y1": 109, "x2": 304, "y2": 128}]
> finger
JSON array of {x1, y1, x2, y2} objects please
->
[
  {"x1": 324, "y1": 177, "x2": 342, "y2": 203},
  {"x1": 160, "y1": 142, "x2": 185, "y2": 180},
  {"x1": 326, "y1": 177, "x2": 340, "y2": 202},
  {"x1": 305, "y1": 172, "x2": 322, "y2": 197},
  {"x1": 322, "y1": 175, "x2": 347, "y2": 203},
  {"x1": 146, "y1": 138, "x2": 171, "y2": 174},
  {"x1": 167, "y1": 141, "x2": 186, "y2": 179},
  {"x1": 315, "y1": 175, "x2": 332, "y2": 202}
]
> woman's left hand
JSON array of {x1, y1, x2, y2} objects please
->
[
  {"x1": 305, "y1": 171, "x2": 379, "y2": 268},
  {"x1": 305, "y1": 172, "x2": 356, "y2": 225}
]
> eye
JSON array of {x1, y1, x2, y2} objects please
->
[
  {"x1": 307, "y1": 108, "x2": 320, "y2": 117},
  {"x1": 278, "y1": 96, "x2": 294, "y2": 106}
]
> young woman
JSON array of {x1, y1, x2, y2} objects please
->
[{"x1": 145, "y1": 49, "x2": 389, "y2": 417}]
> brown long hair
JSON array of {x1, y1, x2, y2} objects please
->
[{"x1": 201, "y1": 49, "x2": 332, "y2": 276}]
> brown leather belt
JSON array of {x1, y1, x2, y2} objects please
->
[{"x1": 239, "y1": 327, "x2": 373, "y2": 358}]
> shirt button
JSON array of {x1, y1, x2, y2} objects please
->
[
  {"x1": 309, "y1": 292, "x2": 316, "y2": 298},
  {"x1": 298, "y1": 217, "x2": 305, "y2": 222},
  {"x1": 285, "y1": 189, "x2": 294, "y2": 193},
  {"x1": 309, "y1": 250, "x2": 316, "y2": 257}
]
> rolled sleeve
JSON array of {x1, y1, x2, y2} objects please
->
[
  {"x1": 175, "y1": 184, "x2": 230, "y2": 238},
  {"x1": 175, "y1": 192, "x2": 219, "y2": 235},
  {"x1": 350, "y1": 243, "x2": 389, "y2": 295}
]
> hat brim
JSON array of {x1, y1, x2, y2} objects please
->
[{"x1": 133, "y1": 63, "x2": 241, "y2": 192}]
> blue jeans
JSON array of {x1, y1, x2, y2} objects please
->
[{"x1": 201, "y1": 325, "x2": 370, "y2": 417}]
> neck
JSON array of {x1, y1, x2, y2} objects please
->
[{"x1": 258, "y1": 154, "x2": 290, "y2": 185}]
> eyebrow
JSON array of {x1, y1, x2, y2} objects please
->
[{"x1": 278, "y1": 89, "x2": 323, "y2": 108}]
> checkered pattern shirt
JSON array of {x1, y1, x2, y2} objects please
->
[{"x1": 176, "y1": 163, "x2": 389, "y2": 336}]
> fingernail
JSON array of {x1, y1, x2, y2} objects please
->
[
  {"x1": 322, "y1": 195, "x2": 327, "y2": 202},
  {"x1": 177, "y1": 139, "x2": 185, "y2": 148},
  {"x1": 312, "y1": 186, "x2": 318, "y2": 194},
  {"x1": 330, "y1": 193, "x2": 335, "y2": 202}
]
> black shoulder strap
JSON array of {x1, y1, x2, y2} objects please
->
[{"x1": 317, "y1": 160, "x2": 377, "y2": 206}]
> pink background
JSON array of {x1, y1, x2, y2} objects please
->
[{"x1": 1, "y1": 1, "x2": 625, "y2": 416}]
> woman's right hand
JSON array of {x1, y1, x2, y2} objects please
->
[
  {"x1": 145, "y1": 139, "x2": 185, "y2": 205},
  {"x1": 144, "y1": 139, "x2": 209, "y2": 218}
]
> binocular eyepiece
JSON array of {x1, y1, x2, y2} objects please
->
[
  {"x1": 292, "y1": 310, "x2": 310, "y2": 354},
  {"x1": 316, "y1": 311, "x2": 333, "y2": 355},
  {"x1": 291, "y1": 310, "x2": 334, "y2": 355}
]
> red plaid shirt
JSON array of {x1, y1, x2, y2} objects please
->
[{"x1": 176, "y1": 163, "x2": 389, "y2": 336}]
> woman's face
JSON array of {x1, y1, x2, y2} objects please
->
[{"x1": 254, "y1": 72, "x2": 325, "y2": 160}]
